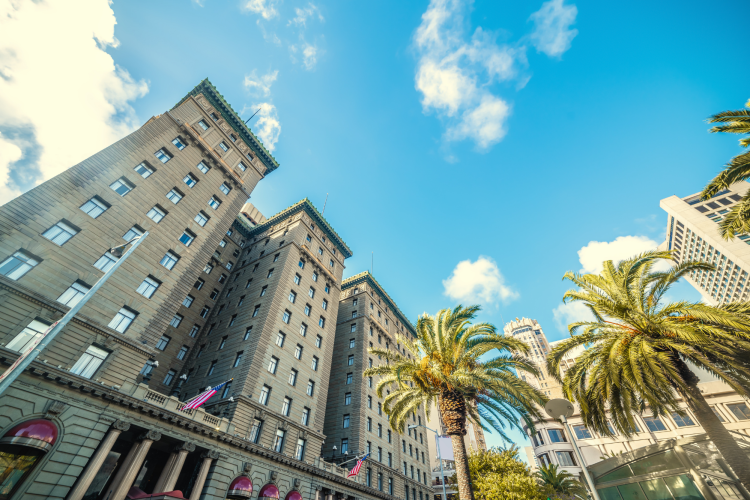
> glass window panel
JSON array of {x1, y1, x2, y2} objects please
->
[
  {"x1": 640, "y1": 478, "x2": 674, "y2": 500},
  {"x1": 598, "y1": 487, "x2": 623, "y2": 500},
  {"x1": 70, "y1": 345, "x2": 109, "y2": 378},
  {"x1": 662, "y1": 475, "x2": 704, "y2": 500},
  {"x1": 6, "y1": 320, "x2": 50, "y2": 352},
  {"x1": 630, "y1": 451, "x2": 682, "y2": 477},
  {"x1": 597, "y1": 466, "x2": 635, "y2": 484},
  {"x1": 617, "y1": 483, "x2": 649, "y2": 500}
]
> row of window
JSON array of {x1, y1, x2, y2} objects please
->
[{"x1": 245, "y1": 418, "x2": 307, "y2": 459}]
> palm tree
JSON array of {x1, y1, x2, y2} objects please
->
[
  {"x1": 547, "y1": 250, "x2": 750, "y2": 491},
  {"x1": 363, "y1": 305, "x2": 547, "y2": 500},
  {"x1": 701, "y1": 99, "x2": 750, "y2": 240},
  {"x1": 535, "y1": 464, "x2": 588, "y2": 499}
]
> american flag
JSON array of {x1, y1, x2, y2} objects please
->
[
  {"x1": 181, "y1": 379, "x2": 232, "y2": 410},
  {"x1": 347, "y1": 453, "x2": 369, "y2": 478}
]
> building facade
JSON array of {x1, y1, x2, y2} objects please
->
[
  {"x1": 0, "y1": 80, "x2": 427, "y2": 500},
  {"x1": 660, "y1": 181, "x2": 750, "y2": 304}
]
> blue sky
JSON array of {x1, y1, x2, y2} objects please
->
[{"x1": 1, "y1": 0, "x2": 749, "y2": 453}]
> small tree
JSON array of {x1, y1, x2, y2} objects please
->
[
  {"x1": 451, "y1": 447, "x2": 557, "y2": 500},
  {"x1": 535, "y1": 464, "x2": 588, "y2": 499}
]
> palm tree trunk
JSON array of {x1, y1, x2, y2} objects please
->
[
  {"x1": 450, "y1": 433, "x2": 474, "y2": 500},
  {"x1": 439, "y1": 389, "x2": 474, "y2": 500},
  {"x1": 676, "y1": 360, "x2": 750, "y2": 492}
]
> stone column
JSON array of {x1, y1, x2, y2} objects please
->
[
  {"x1": 66, "y1": 420, "x2": 130, "y2": 500},
  {"x1": 153, "y1": 442, "x2": 196, "y2": 493},
  {"x1": 190, "y1": 450, "x2": 219, "y2": 500},
  {"x1": 109, "y1": 431, "x2": 162, "y2": 500},
  {"x1": 102, "y1": 440, "x2": 141, "y2": 500}
]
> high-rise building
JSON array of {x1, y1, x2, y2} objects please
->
[
  {"x1": 502, "y1": 318, "x2": 565, "y2": 398},
  {"x1": 0, "y1": 80, "x2": 431, "y2": 500},
  {"x1": 660, "y1": 181, "x2": 750, "y2": 304},
  {"x1": 324, "y1": 272, "x2": 430, "y2": 500}
]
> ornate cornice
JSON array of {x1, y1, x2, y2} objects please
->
[
  {"x1": 172, "y1": 79, "x2": 279, "y2": 173},
  {"x1": 341, "y1": 272, "x2": 416, "y2": 337}
]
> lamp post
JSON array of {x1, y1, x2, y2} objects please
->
[
  {"x1": 0, "y1": 232, "x2": 148, "y2": 396},
  {"x1": 544, "y1": 398, "x2": 601, "y2": 500},
  {"x1": 410, "y1": 423, "x2": 448, "y2": 500}
]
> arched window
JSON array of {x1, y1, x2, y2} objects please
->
[
  {"x1": 285, "y1": 491, "x2": 303, "y2": 500},
  {"x1": 0, "y1": 419, "x2": 59, "y2": 499},
  {"x1": 258, "y1": 483, "x2": 280, "y2": 500},
  {"x1": 227, "y1": 476, "x2": 253, "y2": 499}
]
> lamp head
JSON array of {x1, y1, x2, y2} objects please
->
[
  {"x1": 110, "y1": 244, "x2": 126, "y2": 258},
  {"x1": 408, "y1": 424, "x2": 418, "y2": 430},
  {"x1": 544, "y1": 398, "x2": 575, "y2": 420}
]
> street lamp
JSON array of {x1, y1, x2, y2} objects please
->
[
  {"x1": 0, "y1": 232, "x2": 149, "y2": 395},
  {"x1": 410, "y1": 423, "x2": 448, "y2": 500},
  {"x1": 544, "y1": 399, "x2": 601, "y2": 500}
]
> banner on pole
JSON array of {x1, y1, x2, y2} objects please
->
[{"x1": 438, "y1": 436, "x2": 454, "y2": 460}]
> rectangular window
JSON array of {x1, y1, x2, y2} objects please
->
[
  {"x1": 43, "y1": 221, "x2": 78, "y2": 246},
  {"x1": 316, "y1": 335, "x2": 322, "y2": 348},
  {"x1": 259, "y1": 385, "x2": 271, "y2": 405},
  {"x1": 312, "y1": 272, "x2": 318, "y2": 282},
  {"x1": 249, "y1": 418, "x2": 263, "y2": 443},
  {"x1": 350, "y1": 324, "x2": 356, "y2": 333},
  {"x1": 311, "y1": 356, "x2": 318, "y2": 371},
  {"x1": 183, "y1": 173, "x2": 198, "y2": 188},
  {"x1": 572, "y1": 425, "x2": 592, "y2": 439},
  {"x1": 200, "y1": 306, "x2": 210, "y2": 318},
  {"x1": 183, "y1": 295, "x2": 194, "y2": 308},
  {"x1": 57, "y1": 281, "x2": 90, "y2": 307},
  {"x1": 208, "y1": 196, "x2": 221, "y2": 210},
  {"x1": 556, "y1": 451, "x2": 577, "y2": 467},
  {"x1": 274, "y1": 429, "x2": 285, "y2": 452},
  {"x1": 343, "y1": 414, "x2": 350, "y2": 428},
  {"x1": 166, "y1": 188, "x2": 183, "y2": 204},
  {"x1": 219, "y1": 141, "x2": 229, "y2": 152},
  {"x1": 350, "y1": 339, "x2": 356, "y2": 348},
  {"x1": 253, "y1": 305, "x2": 261, "y2": 317},
  {"x1": 155, "y1": 148, "x2": 172, "y2": 163},
  {"x1": 299, "y1": 323, "x2": 307, "y2": 336},
  {"x1": 728, "y1": 403, "x2": 750, "y2": 420},
  {"x1": 304, "y1": 304, "x2": 311, "y2": 316},
  {"x1": 276, "y1": 332, "x2": 286, "y2": 347},
  {"x1": 172, "y1": 137, "x2": 186, "y2": 150},
  {"x1": 134, "y1": 162, "x2": 154, "y2": 178},
  {"x1": 295, "y1": 438, "x2": 306, "y2": 460},
  {"x1": 282, "y1": 310, "x2": 291, "y2": 323},
  {"x1": 147, "y1": 205, "x2": 166, "y2": 223},
  {"x1": 547, "y1": 429, "x2": 566, "y2": 443},
  {"x1": 70, "y1": 345, "x2": 109, "y2": 379},
  {"x1": 5, "y1": 319, "x2": 50, "y2": 353},
  {"x1": 238, "y1": 161, "x2": 247, "y2": 172},
  {"x1": 712, "y1": 406, "x2": 726, "y2": 422},
  {"x1": 194, "y1": 211, "x2": 209, "y2": 226},
  {"x1": 220, "y1": 183, "x2": 231, "y2": 195},
  {"x1": 322, "y1": 299, "x2": 328, "y2": 310},
  {"x1": 177, "y1": 345, "x2": 189, "y2": 360},
  {"x1": 123, "y1": 226, "x2": 143, "y2": 242},
  {"x1": 345, "y1": 393, "x2": 351, "y2": 405},
  {"x1": 221, "y1": 381, "x2": 232, "y2": 398},
  {"x1": 156, "y1": 335, "x2": 171, "y2": 350},
  {"x1": 203, "y1": 263, "x2": 213, "y2": 274},
  {"x1": 348, "y1": 355, "x2": 354, "y2": 366},
  {"x1": 298, "y1": 260, "x2": 305, "y2": 270},
  {"x1": 268, "y1": 356, "x2": 278, "y2": 374},
  {"x1": 302, "y1": 407, "x2": 310, "y2": 426},
  {"x1": 110, "y1": 177, "x2": 134, "y2": 196},
  {"x1": 294, "y1": 274, "x2": 301, "y2": 285},
  {"x1": 160, "y1": 251, "x2": 179, "y2": 270},
  {"x1": 288, "y1": 291, "x2": 296, "y2": 303},
  {"x1": 108, "y1": 307, "x2": 136, "y2": 333},
  {"x1": 289, "y1": 369, "x2": 298, "y2": 386},
  {"x1": 295, "y1": 344, "x2": 303, "y2": 359},
  {"x1": 341, "y1": 438, "x2": 348, "y2": 454},
  {"x1": 267, "y1": 268, "x2": 274, "y2": 279},
  {"x1": 643, "y1": 416, "x2": 668, "y2": 432},
  {"x1": 274, "y1": 253, "x2": 280, "y2": 262},
  {"x1": 244, "y1": 326, "x2": 253, "y2": 340},
  {"x1": 308, "y1": 287, "x2": 315, "y2": 298},
  {"x1": 671, "y1": 412, "x2": 696, "y2": 427},
  {"x1": 80, "y1": 197, "x2": 109, "y2": 218},
  {"x1": 163, "y1": 369, "x2": 176, "y2": 385},
  {"x1": 137, "y1": 276, "x2": 160, "y2": 299},
  {"x1": 219, "y1": 274, "x2": 227, "y2": 283},
  {"x1": 179, "y1": 229, "x2": 197, "y2": 246},
  {"x1": 189, "y1": 324, "x2": 200, "y2": 337},
  {"x1": 346, "y1": 373, "x2": 353, "y2": 384},
  {"x1": 229, "y1": 315, "x2": 237, "y2": 326},
  {"x1": 319, "y1": 317, "x2": 325, "y2": 328},
  {"x1": 282, "y1": 397, "x2": 292, "y2": 416},
  {"x1": 1, "y1": 251, "x2": 40, "y2": 280},
  {"x1": 198, "y1": 119, "x2": 209, "y2": 131},
  {"x1": 306, "y1": 380, "x2": 314, "y2": 396}
]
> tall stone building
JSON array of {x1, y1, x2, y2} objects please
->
[
  {"x1": 324, "y1": 272, "x2": 430, "y2": 500},
  {"x1": 0, "y1": 80, "x2": 428, "y2": 500}
]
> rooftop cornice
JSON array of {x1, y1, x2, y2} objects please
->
[
  {"x1": 233, "y1": 199, "x2": 353, "y2": 259},
  {"x1": 173, "y1": 79, "x2": 279, "y2": 174},
  {"x1": 342, "y1": 272, "x2": 416, "y2": 337}
]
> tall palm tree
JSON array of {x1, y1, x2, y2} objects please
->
[
  {"x1": 547, "y1": 250, "x2": 750, "y2": 491},
  {"x1": 701, "y1": 99, "x2": 750, "y2": 240},
  {"x1": 363, "y1": 305, "x2": 547, "y2": 500},
  {"x1": 535, "y1": 464, "x2": 588, "y2": 499}
]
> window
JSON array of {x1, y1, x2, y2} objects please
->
[
  {"x1": 344, "y1": 392, "x2": 352, "y2": 405},
  {"x1": 218, "y1": 141, "x2": 229, "y2": 152},
  {"x1": 329, "y1": 259, "x2": 334, "y2": 268},
  {"x1": 194, "y1": 211, "x2": 209, "y2": 226},
  {"x1": 311, "y1": 356, "x2": 318, "y2": 371},
  {"x1": 225, "y1": 261, "x2": 233, "y2": 270},
  {"x1": 282, "y1": 397, "x2": 292, "y2": 416},
  {"x1": 367, "y1": 417, "x2": 372, "y2": 431},
  {"x1": 80, "y1": 197, "x2": 108, "y2": 218},
  {"x1": 221, "y1": 381, "x2": 232, "y2": 398},
  {"x1": 229, "y1": 315, "x2": 237, "y2": 326},
  {"x1": 289, "y1": 369, "x2": 298, "y2": 386},
  {"x1": 294, "y1": 274, "x2": 301, "y2": 285},
  {"x1": 167, "y1": 188, "x2": 183, "y2": 204},
  {"x1": 325, "y1": 284, "x2": 330, "y2": 293},
  {"x1": 349, "y1": 339, "x2": 356, "y2": 348},
  {"x1": 322, "y1": 300, "x2": 328, "y2": 310},
  {"x1": 548, "y1": 429, "x2": 566, "y2": 443},
  {"x1": 156, "y1": 335, "x2": 171, "y2": 350},
  {"x1": 43, "y1": 221, "x2": 78, "y2": 246},
  {"x1": 378, "y1": 403, "x2": 382, "y2": 415},
  {"x1": 403, "y1": 463, "x2": 407, "y2": 476},
  {"x1": 388, "y1": 477, "x2": 393, "y2": 495},
  {"x1": 387, "y1": 430, "x2": 391, "y2": 443},
  {"x1": 203, "y1": 263, "x2": 213, "y2": 274},
  {"x1": 0, "y1": 251, "x2": 39, "y2": 280},
  {"x1": 219, "y1": 274, "x2": 227, "y2": 283},
  {"x1": 556, "y1": 451, "x2": 577, "y2": 467},
  {"x1": 300, "y1": 323, "x2": 307, "y2": 336},
  {"x1": 712, "y1": 406, "x2": 726, "y2": 422},
  {"x1": 177, "y1": 345, "x2": 189, "y2": 360},
  {"x1": 244, "y1": 326, "x2": 253, "y2": 340},
  {"x1": 134, "y1": 162, "x2": 154, "y2": 178},
  {"x1": 319, "y1": 317, "x2": 325, "y2": 328},
  {"x1": 267, "y1": 268, "x2": 274, "y2": 279},
  {"x1": 182, "y1": 295, "x2": 195, "y2": 308},
  {"x1": 108, "y1": 307, "x2": 136, "y2": 333},
  {"x1": 288, "y1": 291, "x2": 296, "y2": 303},
  {"x1": 343, "y1": 414, "x2": 350, "y2": 428},
  {"x1": 315, "y1": 335, "x2": 322, "y2": 348},
  {"x1": 245, "y1": 278, "x2": 252, "y2": 288},
  {"x1": 341, "y1": 439, "x2": 349, "y2": 454},
  {"x1": 348, "y1": 355, "x2": 354, "y2": 366},
  {"x1": 172, "y1": 137, "x2": 186, "y2": 150},
  {"x1": 346, "y1": 373, "x2": 353, "y2": 384},
  {"x1": 273, "y1": 429, "x2": 285, "y2": 452},
  {"x1": 312, "y1": 272, "x2": 318, "y2": 282},
  {"x1": 295, "y1": 344, "x2": 303, "y2": 359},
  {"x1": 671, "y1": 412, "x2": 696, "y2": 427},
  {"x1": 57, "y1": 281, "x2": 90, "y2": 307},
  {"x1": 183, "y1": 173, "x2": 198, "y2": 188},
  {"x1": 210, "y1": 289, "x2": 219, "y2": 300},
  {"x1": 70, "y1": 345, "x2": 109, "y2": 378},
  {"x1": 110, "y1": 177, "x2": 134, "y2": 196},
  {"x1": 643, "y1": 416, "x2": 668, "y2": 432},
  {"x1": 155, "y1": 148, "x2": 172, "y2": 163},
  {"x1": 259, "y1": 385, "x2": 271, "y2": 405},
  {"x1": 318, "y1": 247, "x2": 323, "y2": 256},
  {"x1": 249, "y1": 418, "x2": 263, "y2": 443},
  {"x1": 306, "y1": 380, "x2": 315, "y2": 396},
  {"x1": 350, "y1": 324, "x2": 356, "y2": 333},
  {"x1": 294, "y1": 438, "x2": 306, "y2": 461},
  {"x1": 238, "y1": 161, "x2": 247, "y2": 172},
  {"x1": 728, "y1": 403, "x2": 750, "y2": 420},
  {"x1": 276, "y1": 332, "x2": 286, "y2": 347},
  {"x1": 123, "y1": 226, "x2": 143, "y2": 242},
  {"x1": 147, "y1": 205, "x2": 166, "y2": 223},
  {"x1": 308, "y1": 287, "x2": 315, "y2": 298},
  {"x1": 220, "y1": 183, "x2": 231, "y2": 195},
  {"x1": 378, "y1": 472, "x2": 383, "y2": 491},
  {"x1": 208, "y1": 196, "x2": 221, "y2": 210},
  {"x1": 5, "y1": 320, "x2": 50, "y2": 352},
  {"x1": 282, "y1": 310, "x2": 291, "y2": 323},
  {"x1": 302, "y1": 407, "x2": 310, "y2": 426},
  {"x1": 572, "y1": 425, "x2": 592, "y2": 439},
  {"x1": 253, "y1": 305, "x2": 261, "y2": 317},
  {"x1": 268, "y1": 356, "x2": 278, "y2": 373},
  {"x1": 368, "y1": 377, "x2": 372, "y2": 387},
  {"x1": 137, "y1": 276, "x2": 160, "y2": 298},
  {"x1": 304, "y1": 304, "x2": 311, "y2": 316},
  {"x1": 160, "y1": 251, "x2": 179, "y2": 270},
  {"x1": 200, "y1": 306, "x2": 210, "y2": 318}
]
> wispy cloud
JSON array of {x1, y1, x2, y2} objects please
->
[
  {"x1": 528, "y1": 0, "x2": 578, "y2": 58},
  {"x1": 443, "y1": 256, "x2": 518, "y2": 306},
  {"x1": 243, "y1": 70, "x2": 279, "y2": 97},
  {"x1": 289, "y1": 40, "x2": 321, "y2": 70},
  {"x1": 251, "y1": 102, "x2": 281, "y2": 152},
  {"x1": 0, "y1": 0, "x2": 147, "y2": 204},
  {"x1": 288, "y1": 2, "x2": 323, "y2": 28},
  {"x1": 243, "y1": 0, "x2": 280, "y2": 20}
]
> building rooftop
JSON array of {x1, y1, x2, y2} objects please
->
[
  {"x1": 173, "y1": 78, "x2": 279, "y2": 174},
  {"x1": 342, "y1": 271, "x2": 417, "y2": 337}
]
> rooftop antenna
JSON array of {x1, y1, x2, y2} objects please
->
[
  {"x1": 322, "y1": 193, "x2": 329, "y2": 215},
  {"x1": 244, "y1": 108, "x2": 261, "y2": 125}
]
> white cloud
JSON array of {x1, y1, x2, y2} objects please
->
[
  {"x1": 529, "y1": 0, "x2": 578, "y2": 58},
  {"x1": 243, "y1": 0, "x2": 280, "y2": 20},
  {"x1": 443, "y1": 256, "x2": 518, "y2": 305},
  {"x1": 0, "y1": 0, "x2": 148, "y2": 204},
  {"x1": 243, "y1": 70, "x2": 279, "y2": 97},
  {"x1": 252, "y1": 103, "x2": 281, "y2": 152},
  {"x1": 288, "y1": 3, "x2": 323, "y2": 28},
  {"x1": 553, "y1": 301, "x2": 594, "y2": 333},
  {"x1": 413, "y1": 0, "x2": 526, "y2": 150},
  {"x1": 577, "y1": 235, "x2": 661, "y2": 274},
  {"x1": 289, "y1": 41, "x2": 321, "y2": 70}
]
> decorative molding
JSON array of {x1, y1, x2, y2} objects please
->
[
  {"x1": 44, "y1": 400, "x2": 67, "y2": 419},
  {"x1": 203, "y1": 449, "x2": 221, "y2": 460},
  {"x1": 270, "y1": 470, "x2": 278, "y2": 481},
  {"x1": 113, "y1": 420, "x2": 131, "y2": 432},
  {"x1": 176, "y1": 442, "x2": 197, "y2": 453},
  {"x1": 243, "y1": 462, "x2": 253, "y2": 474},
  {"x1": 141, "y1": 430, "x2": 162, "y2": 442}
]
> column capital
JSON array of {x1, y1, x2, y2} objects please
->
[
  {"x1": 113, "y1": 420, "x2": 131, "y2": 432},
  {"x1": 140, "y1": 430, "x2": 162, "y2": 442},
  {"x1": 202, "y1": 449, "x2": 220, "y2": 460},
  {"x1": 176, "y1": 442, "x2": 197, "y2": 453}
]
